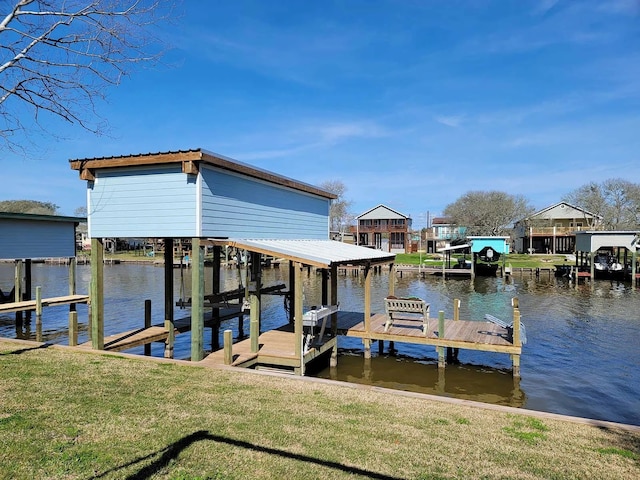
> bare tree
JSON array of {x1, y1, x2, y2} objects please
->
[
  {"x1": 319, "y1": 179, "x2": 352, "y2": 233},
  {"x1": 0, "y1": 0, "x2": 169, "y2": 152},
  {"x1": 564, "y1": 178, "x2": 640, "y2": 230},
  {"x1": 444, "y1": 190, "x2": 534, "y2": 237}
]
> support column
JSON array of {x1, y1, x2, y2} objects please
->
[
  {"x1": 90, "y1": 238, "x2": 104, "y2": 350},
  {"x1": 590, "y1": 250, "x2": 595, "y2": 287},
  {"x1": 363, "y1": 263, "x2": 372, "y2": 359},
  {"x1": 211, "y1": 245, "x2": 221, "y2": 350},
  {"x1": 330, "y1": 263, "x2": 338, "y2": 368},
  {"x1": 512, "y1": 306, "x2": 522, "y2": 377},
  {"x1": 24, "y1": 259, "x2": 31, "y2": 322},
  {"x1": 437, "y1": 310, "x2": 445, "y2": 368},
  {"x1": 164, "y1": 238, "x2": 175, "y2": 358},
  {"x1": 250, "y1": 294, "x2": 260, "y2": 353},
  {"x1": 191, "y1": 238, "x2": 205, "y2": 361},
  {"x1": 321, "y1": 269, "x2": 328, "y2": 306},
  {"x1": 14, "y1": 259, "x2": 22, "y2": 325},
  {"x1": 388, "y1": 263, "x2": 395, "y2": 297},
  {"x1": 288, "y1": 261, "x2": 296, "y2": 324},
  {"x1": 294, "y1": 262, "x2": 304, "y2": 375},
  {"x1": 68, "y1": 258, "x2": 78, "y2": 346}
]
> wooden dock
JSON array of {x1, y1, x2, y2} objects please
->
[
  {"x1": 0, "y1": 294, "x2": 90, "y2": 314},
  {"x1": 342, "y1": 312, "x2": 519, "y2": 354},
  {"x1": 200, "y1": 324, "x2": 337, "y2": 373},
  {"x1": 198, "y1": 308, "x2": 521, "y2": 374}
]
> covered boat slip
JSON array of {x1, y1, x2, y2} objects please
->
[
  {"x1": 573, "y1": 231, "x2": 640, "y2": 287},
  {"x1": 201, "y1": 239, "x2": 523, "y2": 376}
]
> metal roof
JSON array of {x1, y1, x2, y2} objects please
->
[
  {"x1": 211, "y1": 239, "x2": 396, "y2": 268},
  {"x1": 0, "y1": 212, "x2": 85, "y2": 223}
]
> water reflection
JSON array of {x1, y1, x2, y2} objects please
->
[{"x1": 1, "y1": 263, "x2": 638, "y2": 426}]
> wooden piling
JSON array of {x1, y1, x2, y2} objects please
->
[
  {"x1": 35, "y1": 286, "x2": 42, "y2": 341},
  {"x1": 438, "y1": 310, "x2": 445, "y2": 368},
  {"x1": 144, "y1": 299, "x2": 152, "y2": 356},
  {"x1": 250, "y1": 294, "x2": 259, "y2": 353},
  {"x1": 90, "y1": 238, "x2": 104, "y2": 350},
  {"x1": 223, "y1": 329, "x2": 233, "y2": 365},
  {"x1": 164, "y1": 238, "x2": 175, "y2": 359},
  {"x1": 68, "y1": 311, "x2": 78, "y2": 347},
  {"x1": 191, "y1": 237, "x2": 205, "y2": 362}
]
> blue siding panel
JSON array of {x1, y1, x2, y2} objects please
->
[
  {"x1": 88, "y1": 165, "x2": 197, "y2": 238},
  {"x1": 0, "y1": 219, "x2": 76, "y2": 259},
  {"x1": 200, "y1": 166, "x2": 330, "y2": 239}
]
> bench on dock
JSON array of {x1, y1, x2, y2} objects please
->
[
  {"x1": 484, "y1": 314, "x2": 527, "y2": 344},
  {"x1": 384, "y1": 296, "x2": 430, "y2": 334}
]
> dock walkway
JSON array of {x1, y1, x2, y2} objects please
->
[{"x1": 0, "y1": 294, "x2": 90, "y2": 314}]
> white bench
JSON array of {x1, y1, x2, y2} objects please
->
[{"x1": 384, "y1": 297, "x2": 430, "y2": 335}]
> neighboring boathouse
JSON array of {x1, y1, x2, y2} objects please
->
[{"x1": 0, "y1": 212, "x2": 89, "y2": 342}]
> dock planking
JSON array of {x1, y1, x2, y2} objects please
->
[
  {"x1": 341, "y1": 311, "x2": 519, "y2": 354},
  {"x1": 0, "y1": 294, "x2": 90, "y2": 314}
]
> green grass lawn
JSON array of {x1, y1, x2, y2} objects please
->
[
  {"x1": 1, "y1": 339, "x2": 638, "y2": 479},
  {"x1": 395, "y1": 252, "x2": 571, "y2": 269}
]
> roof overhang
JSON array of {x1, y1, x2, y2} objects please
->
[
  {"x1": 207, "y1": 239, "x2": 396, "y2": 269},
  {"x1": 69, "y1": 148, "x2": 336, "y2": 200}
]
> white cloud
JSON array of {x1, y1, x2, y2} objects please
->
[{"x1": 434, "y1": 115, "x2": 464, "y2": 128}]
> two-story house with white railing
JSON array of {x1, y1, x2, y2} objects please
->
[{"x1": 513, "y1": 202, "x2": 602, "y2": 254}]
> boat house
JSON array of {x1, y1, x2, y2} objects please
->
[
  {"x1": 70, "y1": 149, "x2": 396, "y2": 371},
  {"x1": 0, "y1": 212, "x2": 89, "y2": 341}
]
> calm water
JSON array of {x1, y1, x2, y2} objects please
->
[{"x1": 1, "y1": 263, "x2": 638, "y2": 426}]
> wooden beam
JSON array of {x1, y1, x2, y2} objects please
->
[
  {"x1": 294, "y1": 262, "x2": 303, "y2": 373},
  {"x1": 182, "y1": 160, "x2": 199, "y2": 175},
  {"x1": 90, "y1": 238, "x2": 104, "y2": 350},
  {"x1": 191, "y1": 238, "x2": 205, "y2": 362},
  {"x1": 164, "y1": 238, "x2": 175, "y2": 358}
]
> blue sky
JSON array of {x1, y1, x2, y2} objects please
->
[{"x1": 1, "y1": 0, "x2": 639, "y2": 228}]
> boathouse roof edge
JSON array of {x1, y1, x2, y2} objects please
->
[
  {"x1": 210, "y1": 238, "x2": 396, "y2": 269},
  {"x1": 69, "y1": 148, "x2": 336, "y2": 200}
]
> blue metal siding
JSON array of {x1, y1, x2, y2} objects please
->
[
  {"x1": 88, "y1": 165, "x2": 197, "y2": 238},
  {"x1": 471, "y1": 238, "x2": 510, "y2": 254},
  {"x1": 200, "y1": 166, "x2": 330, "y2": 239},
  {"x1": 0, "y1": 219, "x2": 76, "y2": 259}
]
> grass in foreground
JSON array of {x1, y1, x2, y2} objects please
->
[{"x1": 1, "y1": 339, "x2": 638, "y2": 479}]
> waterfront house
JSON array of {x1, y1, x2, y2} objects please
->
[
  {"x1": 424, "y1": 217, "x2": 467, "y2": 254},
  {"x1": 513, "y1": 202, "x2": 602, "y2": 254},
  {"x1": 354, "y1": 204, "x2": 412, "y2": 253}
]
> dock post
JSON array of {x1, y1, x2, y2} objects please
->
[
  {"x1": 512, "y1": 305, "x2": 522, "y2": 377},
  {"x1": 330, "y1": 263, "x2": 338, "y2": 368},
  {"x1": 191, "y1": 237, "x2": 205, "y2": 362},
  {"x1": 69, "y1": 311, "x2": 78, "y2": 347},
  {"x1": 68, "y1": 258, "x2": 77, "y2": 346},
  {"x1": 632, "y1": 251, "x2": 637, "y2": 291},
  {"x1": 363, "y1": 264, "x2": 372, "y2": 360},
  {"x1": 223, "y1": 329, "x2": 233, "y2": 365},
  {"x1": 453, "y1": 298, "x2": 460, "y2": 321},
  {"x1": 90, "y1": 238, "x2": 105, "y2": 350},
  {"x1": 294, "y1": 262, "x2": 304, "y2": 373},
  {"x1": 250, "y1": 294, "x2": 259, "y2": 353},
  {"x1": 35, "y1": 285, "x2": 42, "y2": 342},
  {"x1": 144, "y1": 299, "x2": 152, "y2": 356},
  {"x1": 14, "y1": 259, "x2": 22, "y2": 326},
  {"x1": 437, "y1": 311, "x2": 445, "y2": 368},
  {"x1": 164, "y1": 238, "x2": 175, "y2": 359}
]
